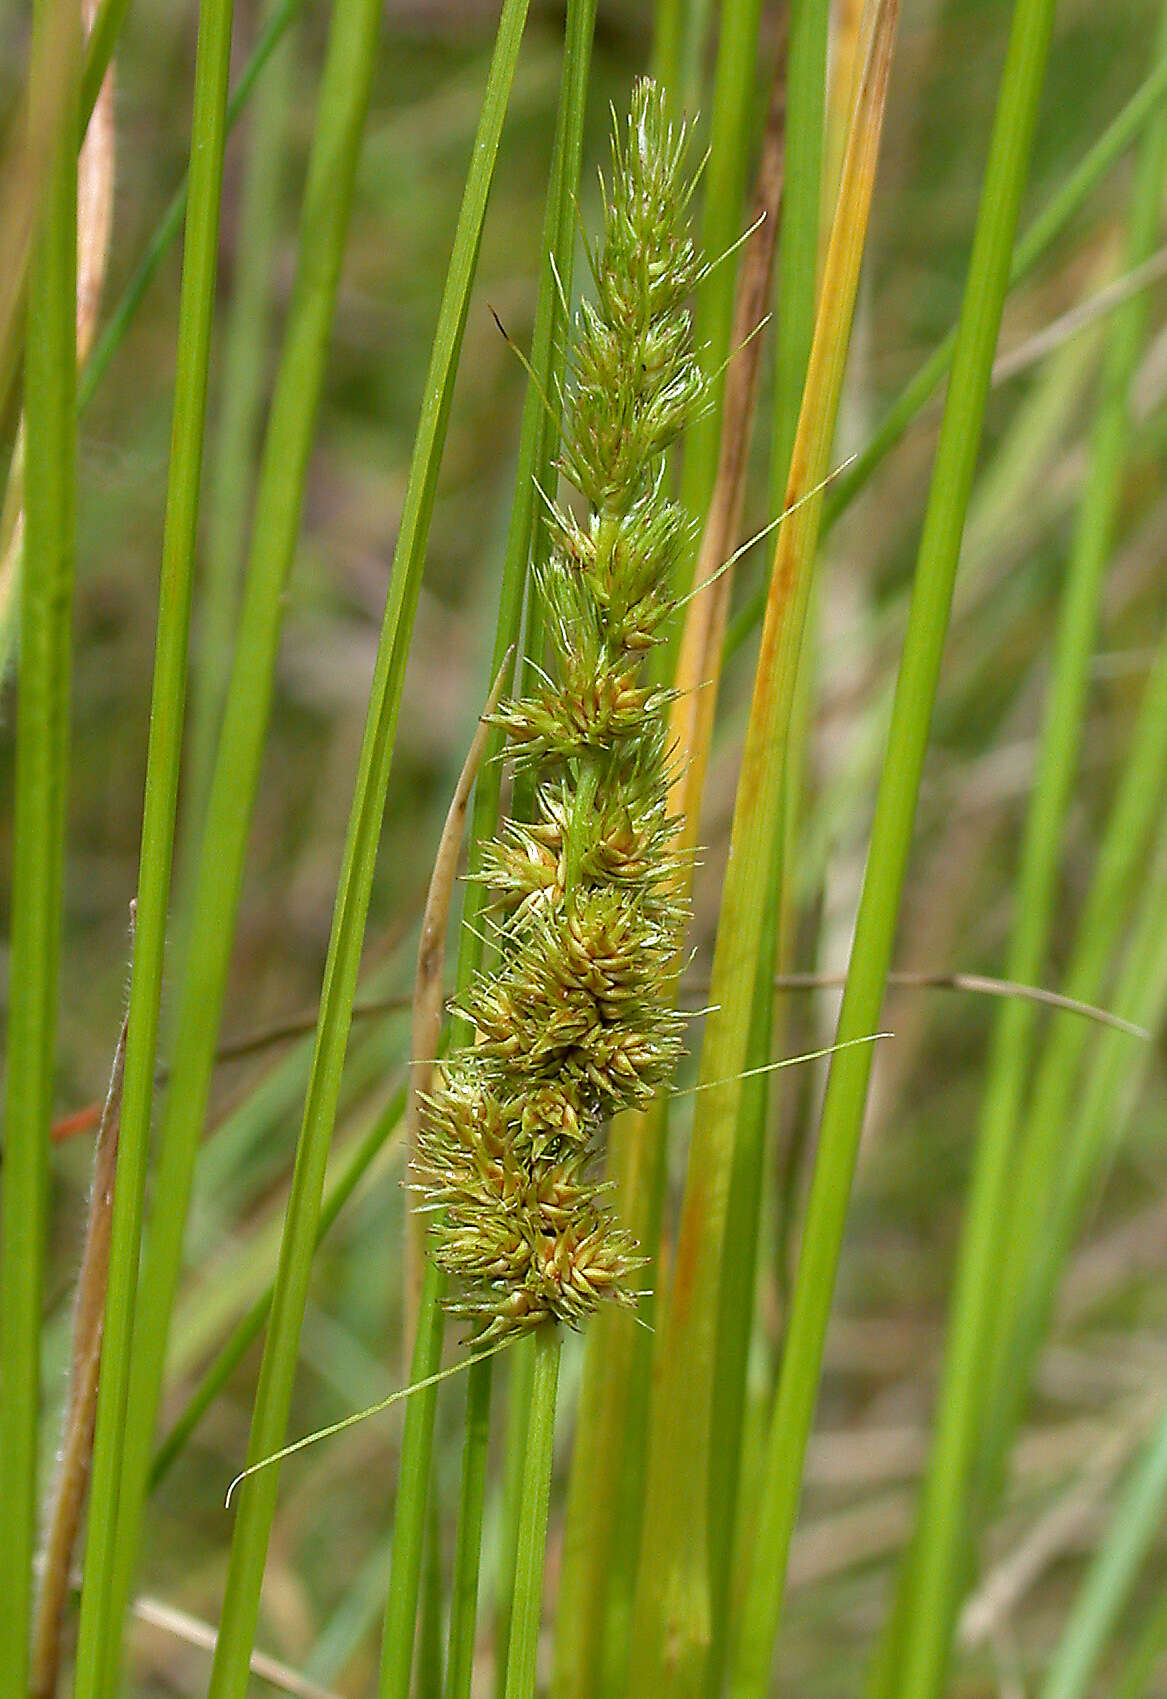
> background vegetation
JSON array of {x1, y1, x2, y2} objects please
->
[{"x1": 2, "y1": 0, "x2": 1167, "y2": 1695}]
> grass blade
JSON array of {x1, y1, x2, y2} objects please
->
[
  {"x1": 182, "y1": 0, "x2": 297, "y2": 853},
  {"x1": 787, "y1": 2, "x2": 1063, "y2": 1696},
  {"x1": 0, "y1": 4, "x2": 79, "y2": 1693},
  {"x1": 443, "y1": 1356, "x2": 493, "y2": 1699},
  {"x1": 672, "y1": 0, "x2": 764, "y2": 614},
  {"x1": 70, "y1": 0, "x2": 236, "y2": 1691},
  {"x1": 982, "y1": 821, "x2": 1167, "y2": 1523},
  {"x1": 206, "y1": 6, "x2": 532, "y2": 1691},
  {"x1": 731, "y1": 0, "x2": 1061, "y2": 1688},
  {"x1": 770, "y1": 0, "x2": 828, "y2": 493},
  {"x1": 378, "y1": 10, "x2": 593, "y2": 1690},
  {"x1": 494, "y1": 1337, "x2": 537, "y2": 1699},
  {"x1": 149, "y1": 1079, "x2": 407, "y2": 1489}
]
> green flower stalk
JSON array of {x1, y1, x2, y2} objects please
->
[{"x1": 415, "y1": 80, "x2": 705, "y2": 1344}]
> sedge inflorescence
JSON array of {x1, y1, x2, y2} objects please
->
[{"x1": 415, "y1": 79, "x2": 706, "y2": 1344}]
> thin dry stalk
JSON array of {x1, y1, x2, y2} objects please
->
[
  {"x1": 669, "y1": 53, "x2": 787, "y2": 852},
  {"x1": 402, "y1": 655, "x2": 512, "y2": 1367},
  {"x1": 31, "y1": 934, "x2": 130, "y2": 1699}
]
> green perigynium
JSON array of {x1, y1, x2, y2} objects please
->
[{"x1": 416, "y1": 80, "x2": 705, "y2": 1343}]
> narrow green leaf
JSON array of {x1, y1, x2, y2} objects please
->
[
  {"x1": 149, "y1": 1079, "x2": 408, "y2": 1489},
  {"x1": 724, "y1": 44, "x2": 1167, "y2": 660},
  {"x1": 758, "y1": 1, "x2": 1061, "y2": 1695},
  {"x1": 770, "y1": 0, "x2": 829, "y2": 496},
  {"x1": 71, "y1": 1, "x2": 236, "y2": 1692},
  {"x1": 182, "y1": 0, "x2": 297, "y2": 855},
  {"x1": 731, "y1": 0, "x2": 1059, "y2": 1688},
  {"x1": 443, "y1": 1358, "x2": 493, "y2": 1699},
  {"x1": 982, "y1": 822, "x2": 1167, "y2": 1525},
  {"x1": 0, "y1": 4, "x2": 79, "y2": 1692},
  {"x1": 675, "y1": 0, "x2": 764, "y2": 567},
  {"x1": 495, "y1": 1337, "x2": 537, "y2": 1699}
]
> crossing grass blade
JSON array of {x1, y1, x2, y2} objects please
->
[
  {"x1": 670, "y1": 0, "x2": 764, "y2": 642},
  {"x1": 78, "y1": 0, "x2": 307, "y2": 414},
  {"x1": 375, "y1": 11, "x2": 590, "y2": 1696}
]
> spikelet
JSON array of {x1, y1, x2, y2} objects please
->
[{"x1": 414, "y1": 79, "x2": 706, "y2": 1344}]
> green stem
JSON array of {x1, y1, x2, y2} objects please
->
[
  {"x1": 502, "y1": 1326, "x2": 562, "y2": 1699},
  {"x1": 553, "y1": 1099, "x2": 669, "y2": 1699},
  {"x1": 80, "y1": 0, "x2": 128, "y2": 131},
  {"x1": 729, "y1": 0, "x2": 1057, "y2": 1692},
  {"x1": 182, "y1": 0, "x2": 297, "y2": 857},
  {"x1": 704, "y1": 827, "x2": 783, "y2": 1699},
  {"x1": 71, "y1": 0, "x2": 236, "y2": 1691},
  {"x1": 675, "y1": 0, "x2": 764, "y2": 550},
  {"x1": 392, "y1": 8, "x2": 595, "y2": 1688},
  {"x1": 495, "y1": 1337, "x2": 537, "y2": 1699},
  {"x1": 821, "y1": 10, "x2": 1064, "y2": 1699},
  {"x1": 703, "y1": 10, "x2": 831, "y2": 1687},
  {"x1": 981, "y1": 822, "x2": 1167, "y2": 1532},
  {"x1": 1113, "y1": 1582, "x2": 1167, "y2": 1699},
  {"x1": 771, "y1": 0, "x2": 829, "y2": 496},
  {"x1": 630, "y1": 13, "x2": 900, "y2": 1699},
  {"x1": 0, "y1": 3, "x2": 79, "y2": 1693},
  {"x1": 443, "y1": 1358, "x2": 494, "y2": 1699},
  {"x1": 418, "y1": 1500, "x2": 446, "y2": 1699},
  {"x1": 378, "y1": 1262, "x2": 448, "y2": 1699}
]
